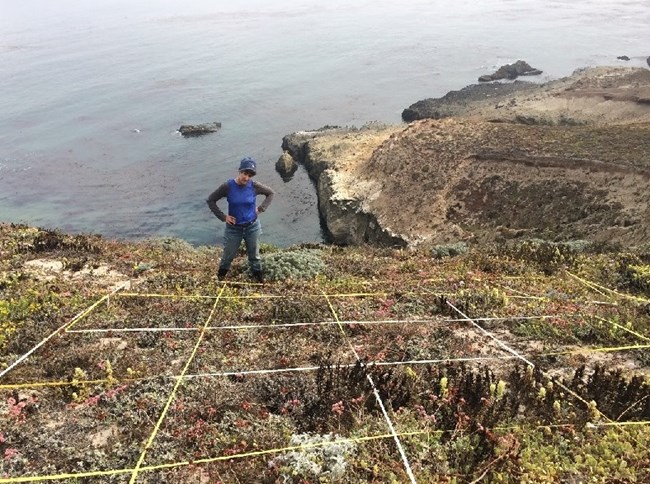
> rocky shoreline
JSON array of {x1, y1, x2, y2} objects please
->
[
  {"x1": 401, "y1": 81, "x2": 539, "y2": 122},
  {"x1": 281, "y1": 66, "x2": 650, "y2": 248},
  {"x1": 282, "y1": 124, "x2": 408, "y2": 246}
]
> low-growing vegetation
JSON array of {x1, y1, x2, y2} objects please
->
[{"x1": 0, "y1": 223, "x2": 648, "y2": 482}]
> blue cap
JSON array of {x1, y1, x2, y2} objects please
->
[{"x1": 238, "y1": 157, "x2": 257, "y2": 175}]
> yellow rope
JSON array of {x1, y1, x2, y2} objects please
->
[
  {"x1": 127, "y1": 284, "x2": 226, "y2": 484},
  {"x1": 117, "y1": 291, "x2": 391, "y2": 299},
  {"x1": 567, "y1": 271, "x2": 650, "y2": 304},
  {"x1": 593, "y1": 316, "x2": 650, "y2": 342},
  {"x1": 2, "y1": 422, "x2": 649, "y2": 482},
  {"x1": 545, "y1": 343, "x2": 650, "y2": 356}
]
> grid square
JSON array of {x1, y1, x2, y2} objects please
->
[
  {"x1": 189, "y1": 324, "x2": 356, "y2": 375},
  {"x1": 0, "y1": 379, "x2": 175, "y2": 481},
  {"x1": 141, "y1": 371, "x2": 411, "y2": 482},
  {"x1": 340, "y1": 319, "x2": 509, "y2": 364},
  {"x1": 2, "y1": 331, "x2": 200, "y2": 385},
  {"x1": 71, "y1": 294, "x2": 215, "y2": 330}
]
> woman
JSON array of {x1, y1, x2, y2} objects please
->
[{"x1": 207, "y1": 157, "x2": 274, "y2": 282}]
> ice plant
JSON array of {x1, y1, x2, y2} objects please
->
[
  {"x1": 3, "y1": 448, "x2": 18, "y2": 460},
  {"x1": 331, "y1": 401, "x2": 345, "y2": 416}
]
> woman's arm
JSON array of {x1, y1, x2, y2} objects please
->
[
  {"x1": 253, "y1": 181, "x2": 275, "y2": 213},
  {"x1": 206, "y1": 182, "x2": 229, "y2": 221}
]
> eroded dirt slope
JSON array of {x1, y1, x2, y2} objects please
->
[{"x1": 358, "y1": 119, "x2": 650, "y2": 245}]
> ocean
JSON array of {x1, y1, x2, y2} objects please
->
[{"x1": 1, "y1": 0, "x2": 648, "y2": 247}]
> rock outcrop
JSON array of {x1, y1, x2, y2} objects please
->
[
  {"x1": 287, "y1": 67, "x2": 650, "y2": 248},
  {"x1": 282, "y1": 124, "x2": 407, "y2": 246},
  {"x1": 358, "y1": 118, "x2": 650, "y2": 247},
  {"x1": 402, "y1": 81, "x2": 537, "y2": 122},
  {"x1": 405, "y1": 66, "x2": 650, "y2": 126},
  {"x1": 478, "y1": 60, "x2": 542, "y2": 82},
  {"x1": 178, "y1": 122, "x2": 221, "y2": 136},
  {"x1": 275, "y1": 151, "x2": 298, "y2": 180}
]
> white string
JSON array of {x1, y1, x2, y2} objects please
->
[
  {"x1": 65, "y1": 314, "x2": 576, "y2": 334},
  {"x1": 0, "y1": 283, "x2": 128, "y2": 379},
  {"x1": 446, "y1": 301, "x2": 535, "y2": 367},
  {"x1": 323, "y1": 293, "x2": 418, "y2": 484}
]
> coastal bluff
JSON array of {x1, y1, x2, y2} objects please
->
[{"x1": 283, "y1": 66, "x2": 650, "y2": 248}]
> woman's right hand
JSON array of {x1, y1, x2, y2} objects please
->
[{"x1": 225, "y1": 215, "x2": 236, "y2": 225}]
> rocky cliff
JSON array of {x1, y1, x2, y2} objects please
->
[
  {"x1": 283, "y1": 67, "x2": 650, "y2": 247},
  {"x1": 282, "y1": 124, "x2": 407, "y2": 246}
]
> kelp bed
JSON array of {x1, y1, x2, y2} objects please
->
[{"x1": 0, "y1": 225, "x2": 649, "y2": 482}]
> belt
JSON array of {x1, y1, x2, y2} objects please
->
[{"x1": 234, "y1": 219, "x2": 257, "y2": 228}]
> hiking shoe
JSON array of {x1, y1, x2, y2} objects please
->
[
  {"x1": 217, "y1": 268, "x2": 228, "y2": 280},
  {"x1": 252, "y1": 271, "x2": 264, "y2": 283}
]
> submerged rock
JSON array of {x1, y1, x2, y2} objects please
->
[
  {"x1": 478, "y1": 60, "x2": 542, "y2": 82},
  {"x1": 178, "y1": 122, "x2": 222, "y2": 137}
]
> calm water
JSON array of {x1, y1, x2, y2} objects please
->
[{"x1": 1, "y1": 0, "x2": 648, "y2": 246}]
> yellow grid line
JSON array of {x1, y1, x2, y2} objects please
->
[
  {"x1": 592, "y1": 316, "x2": 650, "y2": 342},
  {"x1": 495, "y1": 281, "x2": 617, "y2": 306},
  {"x1": 128, "y1": 284, "x2": 226, "y2": 483},
  {"x1": 1, "y1": 421, "x2": 649, "y2": 482},
  {"x1": 117, "y1": 291, "x2": 392, "y2": 299},
  {"x1": 567, "y1": 271, "x2": 650, "y2": 304}
]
